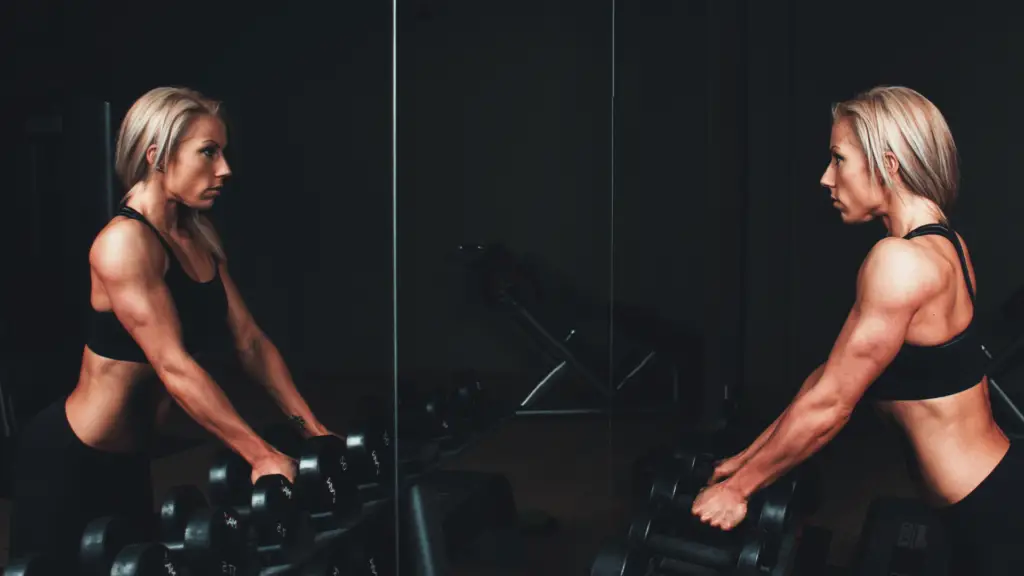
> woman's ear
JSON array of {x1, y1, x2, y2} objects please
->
[
  {"x1": 882, "y1": 151, "x2": 900, "y2": 179},
  {"x1": 146, "y1": 144, "x2": 164, "y2": 172}
]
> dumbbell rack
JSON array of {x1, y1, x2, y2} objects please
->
[{"x1": 594, "y1": 446, "x2": 827, "y2": 576}]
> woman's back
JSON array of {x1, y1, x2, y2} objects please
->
[{"x1": 877, "y1": 231, "x2": 1008, "y2": 505}]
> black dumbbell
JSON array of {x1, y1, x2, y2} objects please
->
[
  {"x1": 295, "y1": 435, "x2": 365, "y2": 530},
  {"x1": 347, "y1": 407, "x2": 395, "y2": 489},
  {"x1": 210, "y1": 443, "x2": 360, "y2": 535},
  {"x1": 79, "y1": 515, "x2": 148, "y2": 576},
  {"x1": 628, "y1": 511, "x2": 769, "y2": 575},
  {"x1": 107, "y1": 543, "x2": 187, "y2": 576},
  {"x1": 669, "y1": 450, "x2": 717, "y2": 485},
  {"x1": 649, "y1": 476, "x2": 794, "y2": 538},
  {"x1": 263, "y1": 412, "x2": 395, "y2": 492},
  {"x1": 633, "y1": 448, "x2": 719, "y2": 504},
  {"x1": 158, "y1": 484, "x2": 248, "y2": 574}
]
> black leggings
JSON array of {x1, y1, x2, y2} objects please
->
[
  {"x1": 8, "y1": 397, "x2": 155, "y2": 565},
  {"x1": 938, "y1": 441, "x2": 1024, "y2": 576}
]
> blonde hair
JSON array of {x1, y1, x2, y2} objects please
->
[
  {"x1": 832, "y1": 86, "x2": 960, "y2": 223},
  {"x1": 115, "y1": 86, "x2": 225, "y2": 260}
]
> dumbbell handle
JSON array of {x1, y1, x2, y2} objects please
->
[
  {"x1": 660, "y1": 487, "x2": 787, "y2": 539},
  {"x1": 647, "y1": 533, "x2": 739, "y2": 569}
]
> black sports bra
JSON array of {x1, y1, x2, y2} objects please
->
[
  {"x1": 86, "y1": 205, "x2": 231, "y2": 364},
  {"x1": 865, "y1": 224, "x2": 988, "y2": 401}
]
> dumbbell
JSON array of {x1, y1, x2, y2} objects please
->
[
  {"x1": 107, "y1": 543, "x2": 186, "y2": 576},
  {"x1": 80, "y1": 515, "x2": 149, "y2": 576},
  {"x1": 207, "y1": 457, "x2": 303, "y2": 549},
  {"x1": 344, "y1": 416, "x2": 391, "y2": 487},
  {"x1": 628, "y1": 511, "x2": 770, "y2": 575},
  {"x1": 633, "y1": 448, "x2": 719, "y2": 504},
  {"x1": 591, "y1": 542, "x2": 722, "y2": 576},
  {"x1": 649, "y1": 477, "x2": 794, "y2": 539},
  {"x1": 264, "y1": 401, "x2": 395, "y2": 490},
  {"x1": 664, "y1": 450, "x2": 718, "y2": 489},
  {"x1": 157, "y1": 484, "x2": 248, "y2": 574},
  {"x1": 210, "y1": 440, "x2": 361, "y2": 535}
]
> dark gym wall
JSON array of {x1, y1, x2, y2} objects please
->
[
  {"x1": 4, "y1": 1, "x2": 393, "y2": 423},
  {"x1": 614, "y1": 0, "x2": 748, "y2": 427},
  {"x1": 397, "y1": 1, "x2": 614, "y2": 388}
]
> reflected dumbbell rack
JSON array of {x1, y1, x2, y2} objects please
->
[{"x1": 255, "y1": 386, "x2": 524, "y2": 576}]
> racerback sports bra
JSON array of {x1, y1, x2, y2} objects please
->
[
  {"x1": 86, "y1": 205, "x2": 230, "y2": 364},
  {"x1": 865, "y1": 223, "x2": 989, "y2": 401}
]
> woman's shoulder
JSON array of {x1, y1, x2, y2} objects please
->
[{"x1": 89, "y1": 217, "x2": 166, "y2": 277}]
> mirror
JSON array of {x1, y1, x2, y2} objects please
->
[
  {"x1": 396, "y1": 1, "x2": 615, "y2": 573},
  {"x1": 2, "y1": 4, "x2": 396, "y2": 573}
]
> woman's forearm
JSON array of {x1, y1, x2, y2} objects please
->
[
  {"x1": 738, "y1": 364, "x2": 826, "y2": 461},
  {"x1": 240, "y1": 335, "x2": 326, "y2": 436},
  {"x1": 159, "y1": 358, "x2": 274, "y2": 465}
]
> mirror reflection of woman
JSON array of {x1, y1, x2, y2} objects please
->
[{"x1": 10, "y1": 87, "x2": 337, "y2": 565}]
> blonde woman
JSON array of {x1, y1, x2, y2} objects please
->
[
  {"x1": 10, "y1": 87, "x2": 334, "y2": 562},
  {"x1": 692, "y1": 87, "x2": 1015, "y2": 574}
]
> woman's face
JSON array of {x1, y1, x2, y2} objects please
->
[
  {"x1": 819, "y1": 118, "x2": 886, "y2": 224},
  {"x1": 151, "y1": 114, "x2": 231, "y2": 210}
]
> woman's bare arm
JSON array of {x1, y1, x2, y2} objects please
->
[{"x1": 91, "y1": 221, "x2": 275, "y2": 466}]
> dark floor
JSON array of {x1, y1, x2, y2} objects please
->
[{"x1": 0, "y1": 405, "x2": 918, "y2": 574}]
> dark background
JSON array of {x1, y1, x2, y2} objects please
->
[{"x1": 3, "y1": 0, "x2": 1023, "y2": 571}]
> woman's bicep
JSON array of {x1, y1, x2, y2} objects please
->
[{"x1": 91, "y1": 229, "x2": 191, "y2": 372}]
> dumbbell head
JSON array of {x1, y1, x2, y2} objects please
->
[
  {"x1": 174, "y1": 506, "x2": 248, "y2": 574},
  {"x1": 159, "y1": 484, "x2": 208, "y2": 542},
  {"x1": 110, "y1": 543, "x2": 184, "y2": 576},
  {"x1": 208, "y1": 449, "x2": 252, "y2": 510},
  {"x1": 750, "y1": 488, "x2": 792, "y2": 535},
  {"x1": 649, "y1": 473, "x2": 688, "y2": 509},
  {"x1": 251, "y1": 473, "x2": 299, "y2": 546},
  {"x1": 735, "y1": 538, "x2": 767, "y2": 575},
  {"x1": 80, "y1": 516, "x2": 141, "y2": 576},
  {"x1": 670, "y1": 449, "x2": 716, "y2": 485},
  {"x1": 590, "y1": 542, "x2": 650, "y2": 576},
  {"x1": 346, "y1": 426, "x2": 394, "y2": 486},
  {"x1": 297, "y1": 435, "x2": 362, "y2": 522},
  {"x1": 626, "y1": 512, "x2": 655, "y2": 547}
]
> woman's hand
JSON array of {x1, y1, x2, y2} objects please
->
[
  {"x1": 251, "y1": 448, "x2": 298, "y2": 485},
  {"x1": 691, "y1": 482, "x2": 749, "y2": 531}
]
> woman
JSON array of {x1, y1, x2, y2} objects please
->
[
  {"x1": 691, "y1": 86, "x2": 1020, "y2": 575},
  {"x1": 9, "y1": 87, "x2": 334, "y2": 562}
]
